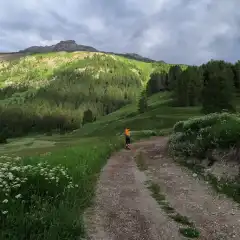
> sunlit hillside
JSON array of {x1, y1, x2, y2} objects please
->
[{"x1": 0, "y1": 51, "x2": 186, "y2": 139}]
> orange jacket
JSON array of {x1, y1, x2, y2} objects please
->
[{"x1": 125, "y1": 128, "x2": 130, "y2": 136}]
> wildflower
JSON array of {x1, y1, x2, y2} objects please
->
[
  {"x1": 7, "y1": 172, "x2": 14, "y2": 180},
  {"x1": 15, "y1": 194, "x2": 22, "y2": 199},
  {"x1": 2, "y1": 199, "x2": 8, "y2": 203},
  {"x1": 15, "y1": 156, "x2": 21, "y2": 161},
  {"x1": 2, "y1": 211, "x2": 8, "y2": 215}
]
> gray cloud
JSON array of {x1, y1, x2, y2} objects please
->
[{"x1": 0, "y1": 0, "x2": 240, "y2": 64}]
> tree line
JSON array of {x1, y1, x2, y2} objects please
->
[{"x1": 139, "y1": 60, "x2": 240, "y2": 114}]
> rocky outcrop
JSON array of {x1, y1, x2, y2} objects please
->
[
  {"x1": 19, "y1": 40, "x2": 98, "y2": 53},
  {"x1": 17, "y1": 40, "x2": 163, "y2": 63}
]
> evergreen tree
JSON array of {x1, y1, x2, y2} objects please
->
[
  {"x1": 0, "y1": 128, "x2": 8, "y2": 144},
  {"x1": 186, "y1": 66, "x2": 203, "y2": 106},
  {"x1": 202, "y1": 60, "x2": 235, "y2": 113},
  {"x1": 82, "y1": 109, "x2": 94, "y2": 125},
  {"x1": 146, "y1": 71, "x2": 168, "y2": 96},
  {"x1": 138, "y1": 91, "x2": 148, "y2": 113},
  {"x1": 173, "y1": 66, "x2": 202, "y2": 107},
  {"x1": 168, "y1": 65, "x2": 182, "y2": 90},
  {"x1": 174, "y1": 70, "x2": 189, "y2": 106},
  {"x1": 232, "y1": 61, "x2": 240, "y2": 91}
]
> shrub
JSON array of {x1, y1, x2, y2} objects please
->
[
  {"x1": 0, "y1": 128, "x2": 8, "y2": 144},
  {"x1": 169, "y1": 113, "x2": 240, "y2": 158},
  {"x1": 82, "y1": 109, "x2": 94, "y2": 125}
]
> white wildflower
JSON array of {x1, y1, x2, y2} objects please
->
[
  {"x1": 7, "y1": 172, "x2": 14, "y2": 180},
  {"x1": 15, "y1": 156, "x2": 21, "y2": 161},
  {"x1": 15, "y1": 194, "x2": 22, "y2": 199}
]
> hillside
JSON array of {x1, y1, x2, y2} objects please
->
[
  {"x1": 0, "y1": 49, "x2": 182, "y2": 140},
  {"x1": 1, "y1": 90, "x2": 240, "y2": 240}
]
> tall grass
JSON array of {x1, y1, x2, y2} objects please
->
[{"x1": 0, "y1": 137, "x2": 123, "y2": 240}]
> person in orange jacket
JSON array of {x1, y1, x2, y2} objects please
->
[{"x1": 124, "y1": 128, "x2": 131, "y2": 149}]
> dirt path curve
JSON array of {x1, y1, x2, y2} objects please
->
[{"x1": 84, "y1": 137, "x2": 240, "y2": 240}]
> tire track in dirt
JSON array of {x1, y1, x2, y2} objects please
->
[
  {"x1": 138, "y1": 137, "x2": 240, "y2": 240},
  {"x1": 84, "y1": 137, "x2": 240, "y2": 240},
  {"x1": 84, "y1": 141, "x2": 183, "y2": 240}
]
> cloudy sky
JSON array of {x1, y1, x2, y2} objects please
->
[{"x1": 0, "y1": 0, "x2": 239, "y2": 65}]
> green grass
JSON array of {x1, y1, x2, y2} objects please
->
[
  {"x1": 74, "y1": 92, "x2": 201, "y2": 137},
  {"x1": 145, "y1": 180, "x2": 200, "y2": 238},
  {"x1": 179, "y1": 227, "x2": 200, "y2": 238},
  {"x1": 135, "y1": 151, "x2": 148, "y2": 171},
  {"x1": 170, "y1": 213, "x2": 193, "y2": 226},
  {"x1": 161, "y1": 204, "x2": 175, "y2": 213},
  {"x1": 0, "y1": 136, "x2": 124, "y2": 240},
  {"x1": 0, "y1": 92, "x2": 202, "y2": 240},
  {"x1": 0, "y1": 51, "x2": 155, "y2": 88},
  {"x1": 147, "y1": 182, "x2": 166, "y2": 203}
]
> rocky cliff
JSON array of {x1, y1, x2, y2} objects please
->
[{"x1": 19, "y1": 40, "x2": 98, "y2": 53}]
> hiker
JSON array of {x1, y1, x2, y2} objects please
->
[{"x1": 124, "y1": 128, "x2": 131, "y2": 149}]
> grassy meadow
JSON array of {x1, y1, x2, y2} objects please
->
[
  {"x1": 0, "y1": 50, "x2": 186, "y2": 239},
  {"x1": 0, "y1": 89, "x2": 202, "y2": 239},
  {"x1": 1, "y1": 51, "x2": 240, "y2": 239}
]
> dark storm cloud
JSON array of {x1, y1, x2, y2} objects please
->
[{"x1": 0, "y1": 0, "x2": 240, "y2": 64}]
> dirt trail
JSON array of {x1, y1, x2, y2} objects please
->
[{"x1": 84, "y1": 137, "x2": 240, "y2": 240}]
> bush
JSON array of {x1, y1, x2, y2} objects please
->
[
  {"x1": 169, "y1": 113, "x2": 240, "y2": 158},
  {"x1": 0, "y1": 128, "x2": 8, "y2": 144},
  {"x1": 82, "y1": 109, "x2": 94, "y2": 125}
]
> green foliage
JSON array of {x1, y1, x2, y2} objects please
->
[
  {"x1": 135, "y1": 151, "x2": 148, "y2": 171},
  {"x1": 202, "y1": 60, "x2": 236, "y2": 113},
  {"x1": 168, "y1": 65, "x2": 182, "y2": 90},
  {"x1": 173, "y1": 66, "x2": 203, "y2": 107},
  {"x1": 0, "y1": 128, "x2": 8, "y2": 144},
  {"x1": 169, "y1": 113, "x2": 240, "y2": 158},
  {"x1": 146, "y1": 71, "x2": 168, "y2": 96},
  {"x1": 179, "y1": 227, "x2": 200, "y2": 238},
  {"x1": 0, "y1": 52, "x2": 188, "y2": 140},
  {"x1": 138, "y1": 90, "x2": 148, "y2": 113},
  {"x1": 0, "y1": 137, "x2": 123, "y2": 240},
  {"x1": 170, "y1": 213, "x2": 193, "y2": 226},
  {"x1": 82, "y1": 109, "x2": 94, "y2": 125},
  {"x1": 0, "y1": 53, "x2": 148, "y2": 139},
  {"x1": 232, "y1": 60, "x2": 240, "y2": 91},
  {"x1": 169, "y1": 60, "x2": 238, "y2": 112}
]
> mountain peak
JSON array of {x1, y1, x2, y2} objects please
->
[
  {"x1": 18, "y1": 40, "x2": 160, "y2": 63},
  {"x1": 19, "y1": 40, "x2": 98, "y2": 53}
]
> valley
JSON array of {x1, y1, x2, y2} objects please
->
[{"x1": 0, "y1": 44, "x2": 240, "y2": 239}]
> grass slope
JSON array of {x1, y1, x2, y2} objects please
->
[
  {"x1": 0, "y1": 51, "x2": 152, "y2": 89},
  {"x1": 75, "y1": 92, "x2": 201, "y2": 137},
  {"x1": 0, "y1": 51, "x2": 191, "y2": 240},
  {"x1": 2, "y1": 90, "x2": 240, "y2": 239},
  {"x1": 0, "y1": 51, "x2": 187, "y2": 139},
  {"x1": 0, "y1": 91, "x2": 197, "y2": 240}
]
